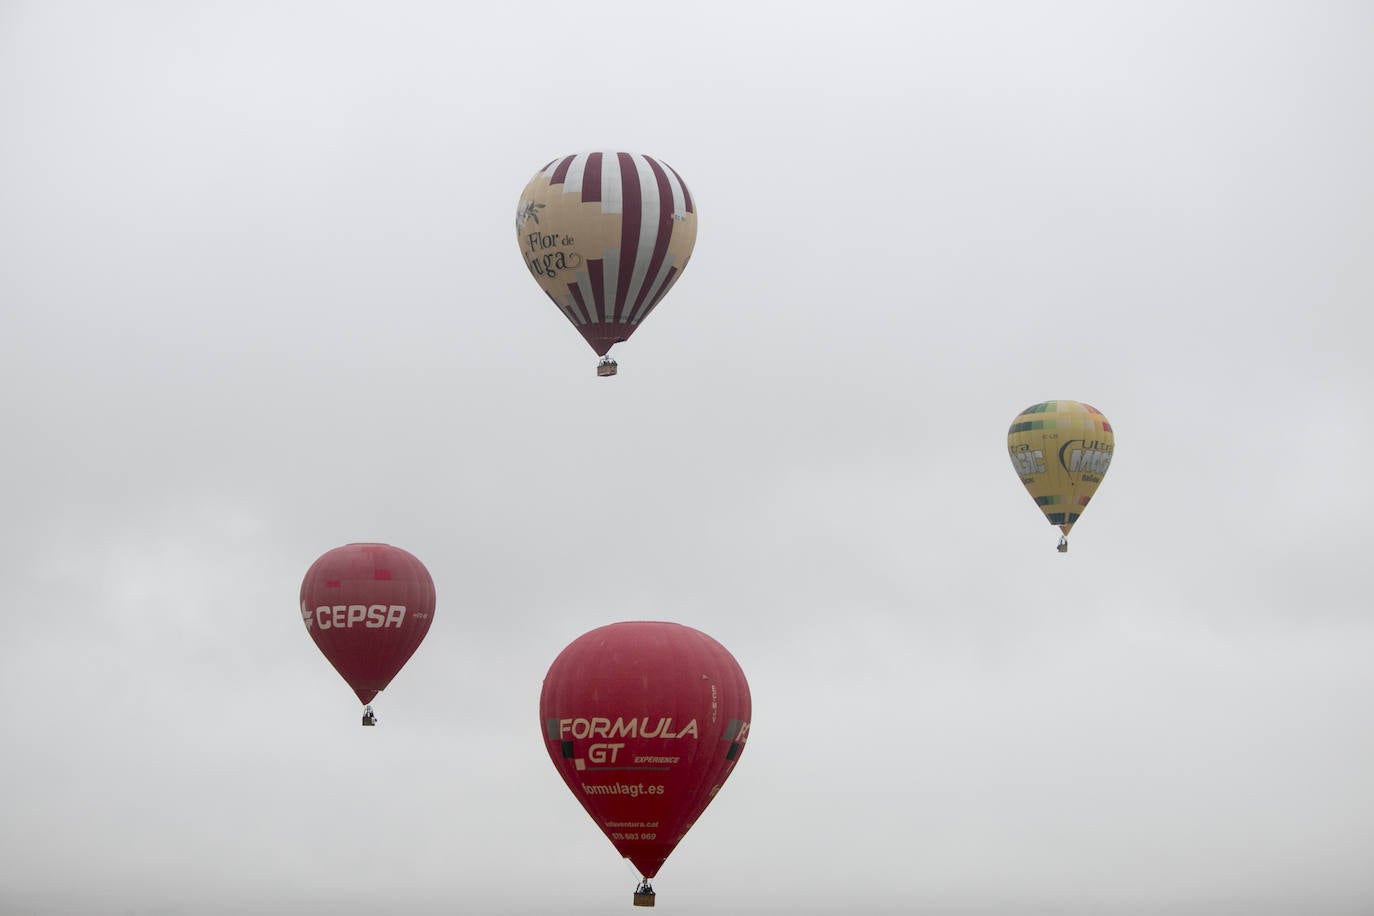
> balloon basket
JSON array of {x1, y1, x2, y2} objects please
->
[
  {"x1": 361, "y1": 706, "x2": 377, "y2": 726},
  {"x1": 597, "y1": 357, "x2": 618, "y2": 377},
  {"x1": 633, "y1": 880, "x2": 655, "y2": 907}
]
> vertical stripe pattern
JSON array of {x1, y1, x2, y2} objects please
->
[{"x1": 517, "y1": 151, "x2": 698, "y2": 357}]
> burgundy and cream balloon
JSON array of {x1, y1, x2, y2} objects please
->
[{"x1": 516, "y1": 151, "x2": 698, "y2": 375}]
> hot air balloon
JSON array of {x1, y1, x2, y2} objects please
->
[
  {"x1": 299, "y1": 543, "x2": 436, "y2": 725},
  {"x1": 516, "y1": 151, "x2": 698, "y2": 377},
  {"x1": 540, "y1": 621, "x2": 751, "y2": 906},
  {"x1": 1007, "y1": 400, "x2": 1115, "y2": 552}
]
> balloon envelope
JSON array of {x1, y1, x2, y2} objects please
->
[
  {"x1": 1007, "y1": 400, "x2": 1115, "y2": 539},
  {"x1": 299, "y1": 543, "x2": 436, "y2": 706},
  {"x1": 540, "y1": 621, "x2": 751, "y2": 880},
  {"x1": 516, "y1": 151, "x2": 697, "y2": 357}
]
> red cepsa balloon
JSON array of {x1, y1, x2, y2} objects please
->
[
  {"x1": 540, "y1": 621, "x2": 752, "y2": 884},
  {"x1": 299, "y1": 543, "x2": 436, "y2": 710}
]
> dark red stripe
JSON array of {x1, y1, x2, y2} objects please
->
[
  {"x1": 630, "y1": 157, "x2": 675, "y2": 320},
  {"x1": 549, "y1": 155, "x2": 574, "y2": 185},
  {"x1": 567, "y1": 283, "x2": 588, "y2": 325},
  {"x1": 636, "y1": 265, "x2": 679, "y2": 324},
  {"x1": 544, "y1": 288, "x2": 587, "y2": 329},
  {"x1": 615, "y1": 153, "x2": 641, "y2": 322},
  {"x1": 663, "y1": 159, "x2": 693, "y2": 213},
  {"x1": 587, "y1": 258, "x2": 605, "y2": 323},
  {"x1": 582, "y1": 152, "x2": 603, "y2": 203}
]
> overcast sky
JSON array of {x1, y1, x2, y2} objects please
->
[{"x1": 2, "y1": 2, "x2": 1372, "y2": 914}]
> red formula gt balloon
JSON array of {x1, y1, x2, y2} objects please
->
[
  {"x1": 299, "y1": 543, "x2": 436, "y2": 723},
  {"x1": 540, "y1": 622, "x2": 751, "y2": 900}
]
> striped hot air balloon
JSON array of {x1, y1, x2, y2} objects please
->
[
  {"x1": 1007, "y1": 400, "x2": 1115, "y2": 552},
  {"x1": 516, "y1": 151, "x2": 697, "y2": 376}
]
